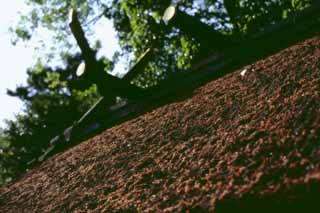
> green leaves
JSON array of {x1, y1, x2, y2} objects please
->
[
  {"x1": 3, "y1": 54, "x2": 101, "y2": 180},
  {"x1": 10, "y1": 0, "x2": 314, "y2": 90},
  {"x1": 291, "y1": 0, "x2": 312, "y2": 11},
  {"x1": 11, "y1": 27, "x2": 31, "y2": 44}
]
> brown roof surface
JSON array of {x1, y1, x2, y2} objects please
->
[{"x1": 1, "y1": 35, "x2": 320, "y2": 212}]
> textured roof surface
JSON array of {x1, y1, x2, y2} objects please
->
[{"x1": 1, "y1": 35, "x2": 320, "y2": 212}]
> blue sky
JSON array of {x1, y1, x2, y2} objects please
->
[
  {"x1": 0, "y1": 1, "x2": 31, "y2": 128},
  {"x1": 0, "y1": 1, "x2": 121, "y2": 128}
]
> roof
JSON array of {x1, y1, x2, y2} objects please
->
[{"x1": 1, "y1": 34, "x2": 320, "y2": 212}]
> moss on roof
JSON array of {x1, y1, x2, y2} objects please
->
[{"x1": 1, "y1": 35, "x2": 320, "y2": 212}]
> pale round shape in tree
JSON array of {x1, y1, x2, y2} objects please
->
[
  {"x1": 162, "y1": 5, "x2": 176, "y2": 23},
  {"x1": 76, "y1": 61, "x2": 86, "y2": 77}
]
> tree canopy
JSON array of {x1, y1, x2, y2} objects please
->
[
  {"x1": 1, "y1": 0, "x2": 312, "y2": 185},
  {"x1": 3, "y1": 55, "x2": 103, "y2": 180},
  {"x1": 13, "y1": 0, "x2": 312, "y2": 86}
]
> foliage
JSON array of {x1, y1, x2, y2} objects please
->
[
  {"x1": 1, "y1": 54, "x2": 106, "y2": 181},
  {"x1": 11, "y1": 0, "x2": 312, "y2": 86},
  {"x1": 223, "y1": 0, "x2": 312, "y2": 36},
  {"x1": 0, "y1": 129, "x2": 13, "y2": 186}
]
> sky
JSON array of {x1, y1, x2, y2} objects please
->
[
  {"x1": 0, "y1": 1, "x2": 121, "y2": 129},
  {"x1": 0, "y1": 1, "x2": 31, "y2": 128}
]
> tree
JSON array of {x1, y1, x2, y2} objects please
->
[
  {"x1": 223, "y1": 0, "x2": 312, "y2": 36},
  {"x1": 2, "y1": 54, "x2": 109, "y2": 179},
  {"x1": 0, "y1": 129, "x2": 13, "y2": 185},
  {"x1": 12, "y1": 0, "x2": 311, "y2": 86}
]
